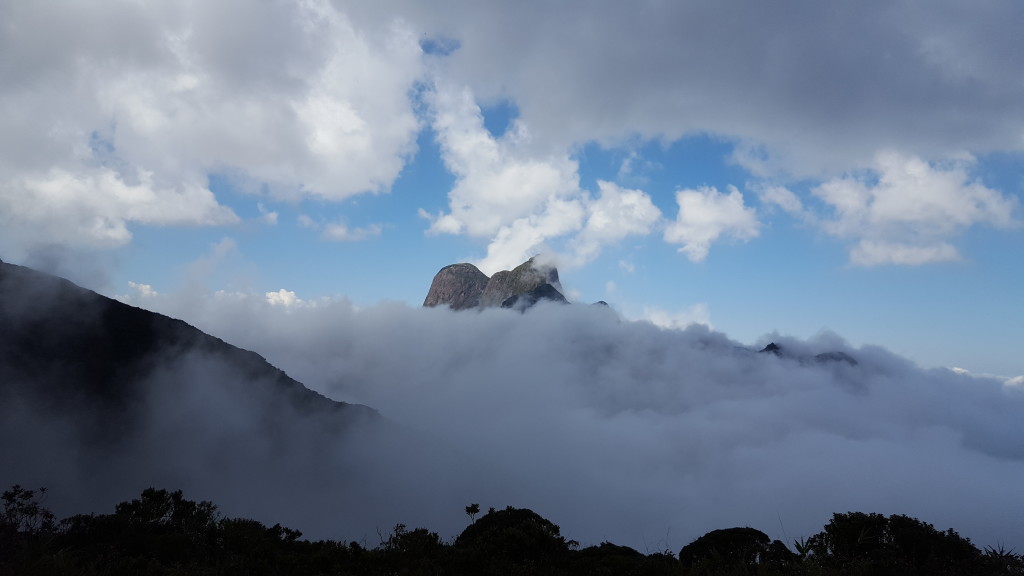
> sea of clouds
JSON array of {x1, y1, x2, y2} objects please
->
[{"x1": 80, "y1": 290, "x2": 1023, "y2": 552}]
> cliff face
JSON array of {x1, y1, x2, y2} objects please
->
[
  {"x1": 500, "y1": 283, "x2": 569, "y2": 311},
  {"x1": 423, "y1": 257, "x2": 566, "y2": 311},
  {"x1": 422, "y1": 263, "x2": 490, "y2": 310},
  {"x1": 480, "y1": 258, "x2": 561, "y2": 308}
]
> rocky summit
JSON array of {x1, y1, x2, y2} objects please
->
[
  {"x1": 501, "y1": 282, "x2": 569, "y2": 311},
  {"x1": 421, "y1": 263, "x2": 490, "y2": 310},
  {"x1": 424, "y1": 257, "x2": 567, "y2": 311}
]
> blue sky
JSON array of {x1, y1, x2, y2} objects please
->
[{"x1": 1, "y1": 0, "x2": 1022, "y2": 378}]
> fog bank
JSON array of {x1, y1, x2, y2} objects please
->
[{"x1": 118, "y1": 292, "x2": 1024, "y2": 550}]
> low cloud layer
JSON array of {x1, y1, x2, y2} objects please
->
[{"x1": 93, "y1": 289, "x2": 1024, "y2": 551}]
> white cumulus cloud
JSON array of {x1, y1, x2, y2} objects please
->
[
  {"x1": 266, "y1": 289, "x2": 304, "y2": 307},
  {"x1": 813, "y1": 152, "x2": 1019, "y2": 266},
  {"x1": 423, "y1": 85, "x2": 666, "y2": 272},
  {"x1": 0, "y1": 167, "x2": 238, "y2": 254},
  {"x1": 664, "y1": 185, "x2": 761, "y2": 262},
  {"x1": 571, "y1": 181, "x2": 663, "y2": 265},
  {"x1": 0, "y1": 0, "x2": 422, "y2": 256}
]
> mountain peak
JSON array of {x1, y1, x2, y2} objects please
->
[
  {"x1": 422, "y1": 263, "x2": 490, "y2": 310},
  {"x1": 424, "y1": 257, "x2": 567, "y2": 311}
]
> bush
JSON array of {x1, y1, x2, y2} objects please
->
[
  {"x1": 454, "y1": 506, "x2": 572, "y2": 575},
  {"x1": 805, "y1": 512, "x2": 982, "y2": 575},
  {"x1": 679, "y1": 527, "x2": 796, "y2": 574}
]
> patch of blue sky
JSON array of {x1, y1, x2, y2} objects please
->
[
  {"x1": 419, "y1": 37, "x2": 460, "y2": 57},
  {"x1": 969, "y1": 151, "x2": 1024, "y2": 195},
  {"x1": 575, "y1": 134, "x2": 752, "y2": 212},
  {"x1": 479, "y1": 99, "x2": 519, "y2": 139}
]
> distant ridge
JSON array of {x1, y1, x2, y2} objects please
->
[{"x1": 759, "y1": 341, "x2": 858, "y2": 366}]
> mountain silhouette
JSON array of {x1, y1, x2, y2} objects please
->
[
  {"x1": 0, "y1": 260, "x2": 374, "y2": 422},
  {"x1": 0, "y1": 260, "x2": 379, "y2": 455}
]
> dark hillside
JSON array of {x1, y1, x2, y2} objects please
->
[{"x1": 0, "y1": 260, "x2": 373, "y2": 424}]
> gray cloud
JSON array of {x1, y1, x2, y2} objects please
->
[
  {"x1": 3, "y1": 1, "x2": 1022, "y2": 264},
  {"x1": 400, "y1": 0, "x2": 1024, "y2": 176}
]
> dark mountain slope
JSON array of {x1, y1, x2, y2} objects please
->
[
  {"x1": 0, "y1": 260, "x2": 487, "y2": 541},
  {"x1": 0, "y1": 260, "x2": 373, "y2": 425}
]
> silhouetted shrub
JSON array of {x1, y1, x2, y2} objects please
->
[
  {"x1": 454, "y1": 506, "x2": 571, "y2": 575},
  {"x1": 571, "y1": 542, "x2": 644, "y2": 574},
  {"x1": 679, "y1": 527, "x2": 770, "y2": 573},
  {"x1": 4, "y1": 483, "x2": 1021, "y2": 576},
  {"x1": 571, "y1": 542, "x2": 681, "y2": 575},
  {"x1": 806, "y1": 512, "x2": 983, "y2": 575},
  {"x1": 379, "y1": 523, "x2": 449, "y2": 575}
]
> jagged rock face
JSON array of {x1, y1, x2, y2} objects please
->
[
  {"x1": 424, "y1": 258, "x2": 566, "y2": 311},
  {"x1": 500, "y1": 283, "x2": 569, "y2": 310},
  {"x1": 422, "y1": 263, "x2": 490, "y2": 310},
  {"x1": 480, "y1": 258, "x2": 560, "y2": 307}
]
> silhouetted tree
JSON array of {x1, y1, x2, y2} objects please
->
[
  {"x1": 0, "y1": 485, "x2": 58, "y2": 575},
  {"x1": 466, "y1": 502, "x2": 481, "y2": 523},
  {"x1": 1, "y1": 485, "x2": 55, "y2": 534}
]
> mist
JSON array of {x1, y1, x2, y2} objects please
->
[
  {"x1": 91, "y1": 290, "x2": 1024, "y2": 552},
  {"x1": 0, "y1": 342, "x2": 487, "y2": 545}
]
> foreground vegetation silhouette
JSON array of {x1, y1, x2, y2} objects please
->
[{"x1": 2, "y1": 484, "x2": 1022, "y2": 575}]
